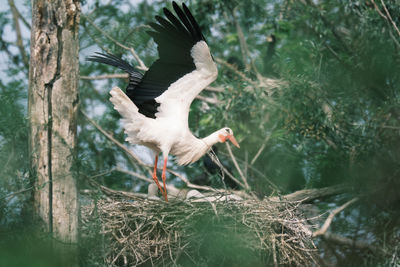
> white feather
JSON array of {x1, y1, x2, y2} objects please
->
[
  {"x1": 155, "y1": 41, "x2": 218, "y2": 126},
  {"x1": 109, "y1": 41, "x2": 228, "y2": 166}
]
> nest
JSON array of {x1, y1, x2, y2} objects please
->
[{"x1": 81, "y1": 194, "x2": 318, "y2": 266}]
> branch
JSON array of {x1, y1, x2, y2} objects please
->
[
  {"x1": 269, "y1": 184, "x2": 349, "y2": 203},
  {"x1": 1, "y1": 186, "x2": 33, "y2": 202},
  {"x1": 87, "y1": 177, "x2": 148, "y2": 200},
  {"x1": 271, "y1": 235, "x2": 278, "y2": 267},
  {"x1": 313, "y1": 197, "x2": 359, "y2": 237},
  {"x1": 207, "y1": 151, "x2": 246, "y2": 189},
  {"x1": 371, "y1": 0, "x2": 387, "y2": 18},
  {"x1": 81, "y1": 76, "x2": 220, "y2": 104},
  {"x1": 225, "y1": 142, "x2": 250, "y2": 190},
  {"x1": 322, "y1": 232, "x2": 385, "y2": 255},
  {"x1": 168, "y1": 171, "x2": 222, "y2": 193},
  {"x1": 91, "y1": 167, "x2": 252, "y2": 202},
  {"x1": 194, "y1": 95, "x2": 221, "y2": 104},
  {"x1": 371, "y1": 0, "x2": 400, "y2": 48},
  {"x1": 380, "y1": 0, "x2": 400, "y2": 38},
  {"x1": 80, "y1": 73, "x2": 129, "y2": 80},
  {"x1": 114, "y1": 167, "x2": 152, "y2": 184},
  {"x1": 215, "y1": 57, "x2": 257, "y2": 85},
  {"x1": 219, "y1": 150, "x2": 280, "y2": 191},
  {"x1": 205, "y1": 86, "x2": 224, "y2": 92},
  {"x1": 118, "y1": 166, "x2": 224, "y2": 194},
  {"x1": 10, "y1": 0, "x2": 30, "y2": 30},
  {"x1": 116, "y1": 167, "x2": 255, "y2": 202},
  {"x1": 81, "y1": 74, "x2": 224, "y2": 94},
  {"x1": 80, "y1": 109, "x2": 148, "y2": 168},
  {"x1": 81, "y1": 23, "x2": 111, "y2": 52},
  {"x1": 381, "y1": 125, "x2": 400, "y2": 130},
  {"x1": 231, "y1": 6, "x2": 251, "y2": 70},
  {"x1": 304, "y1": 0, "x2": 350, "y2": 53},
  {"x1": 83, "y1": 14, "x2": 148, "y2": 71},
  {"x1": 8, "y1": 0, "x2": 28, "y2": 68},
  {"x1": 250, "y1": 133, "x2": 271, "y2": 165}
]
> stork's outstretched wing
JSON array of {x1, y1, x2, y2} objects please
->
[
  {"x1": 135, "y1": 2, "x2": 217, "y2": 122},
  {"x1": 88, "y1": 2, "x2": 217, "y2": 121}
]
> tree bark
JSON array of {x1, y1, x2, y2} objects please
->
[{"x1": 28, "y1": 0, "x2": 80, "y2": 244}]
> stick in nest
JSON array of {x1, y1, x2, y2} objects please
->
[{"x1": 82, "y1": 198, "x2": 319, "y2": 266}]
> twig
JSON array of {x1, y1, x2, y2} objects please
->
[
  {"x1": 269, "y1": 184, "x2": 349, "y2": 203},
  {"x1": 2, "y1": 186, "x2": 33, "y2": 202},
  {"x1": 205, "y1": 86, "x2": 224, "y2": 92},
  {"x1": 381, "y1": 125, "x2": 400, "y2": 130},
  {"x1": 304, "y1": 0, "x2": 350, "y2": 53},
  {"x1": 244, "y1": 150, "x2": 248, "y2": 178},
  {"x1": 114, "y1": 168, "x2": 218, "y2": 198},
  {"x1": 114, "y1": 167, "x2": 153, "y2": 184},
  {"x1": 371, "y1": 0, "x2": 387, "y2": 19},
  {"x1": 81, "y1": 23, "x2": 111, "y2": 52},
  {"x1": 272, "y1": 235, "x2": 278, "y2": 267},
  {"x1": 80, "y1": 109, "x2": 148, "y2": 167},
  {"x1": 195, "y1": 95, "x2": 221, "y2": 104},
  {"x1": 219, "y1": 150, "x2": 280, "y2": 191},
  {"x1": 81, "y1": 76, "x2": 220, "y2": 104},
  {"x1": 166, "y1": 169, "x2": 220, "y2": 193},
  {"x1": 371, "y1": 0, "x2": 400, "y2": 48},
  {"x1": 250, "y1": 133, "x2": 271, "y2": 165},
  {"x1": 83, "y1": 14, "x2": 148, "y2": 71},
  {"x1": 313, "y1": 197, "x2": 359, "y2": 237},
  {"x1": 9, "y1": 0, "x2": 30, "y2": 30},
  {"x1": 87, "y1": 169, "x2": 115, "y2": 179},
  {"x1": 88, "y1": 177, "x2": 148, "y2": 200},
  {"x1": 215, "y1": 57, "x2": 256, "y2": 85},
  {"x1": 207, "y1": 150, "x2": 246, "y2": 189},
  {"x1": 8, "y1": 0, "x2": 28, "y2": 68},
  {"x1": 231, "y1": 6, "x2": 250, "y2": 70},
  {"x1": 80, "y1": 74, "x2": 129, "y2": 80},
  {"x1": 322, "y1": 232, "x2": 385, "y2": 255},
  {"x1": 82, "y1": 194, "x2": 318, "y2": 266},
  {"x1": 380, "y1": 0, "x2": 400, "y2": 38},
  {"x1": 81, "y1": 74, "x2": 223, "y2": 94},
  {"x1": 225, "y1": 142, "x2": 250, "y2": 190}
]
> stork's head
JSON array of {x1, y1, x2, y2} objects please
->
[{"x1": 217, "y1": 127, "x2": 240, "y2": 148}]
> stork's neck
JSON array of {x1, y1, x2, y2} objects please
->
[
  {"x1": 174, "y1": 130, "x2": 222, "y2": 165},
  {"x1": 201, "y1": 130, "x2": 221, "y2": 149}
]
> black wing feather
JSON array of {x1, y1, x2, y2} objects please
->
[
  {"x1": 172, "y1": 2, "x2": 196, "y2": 40},
  {"x1": 87, "y1": 52, "x2": 141, "y2": 79},
  {"x1": 87, "y1": 53, "x2": 156, "y2": 117},
  {"x1": 87, "y1": 2, "x2": 207, "y2": 119},
  {"x1": 182, "y1": 3, "x2": 206, "y2": 41},
  {"x1": 163, "y1": 8, "x2": 191, "y2": 38}
]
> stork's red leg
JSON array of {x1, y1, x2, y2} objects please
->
[
  {"x1": 152, "y1": 155, "x2": 164, "y2": 197},
  {"x1": 161, "y1": 156, "x2": 168, "y2": 202}
]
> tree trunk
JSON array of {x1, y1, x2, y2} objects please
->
[{"x1": 28, "y1": 0, "x2": 80, "y2": 245}]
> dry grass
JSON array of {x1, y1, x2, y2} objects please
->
[{"x1": 81, "y1": 194, "x2": 318, "y2": 266}]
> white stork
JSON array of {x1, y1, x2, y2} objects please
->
[{"x1": 88, "y1": 1, "x2": 239, "y2": 201}]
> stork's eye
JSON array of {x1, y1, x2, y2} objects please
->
[{"x1": 225, "y1": 128, "x2": 230, "y2": 133}]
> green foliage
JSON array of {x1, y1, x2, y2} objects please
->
[
  {"x1": 79, "y1": 1, "x2": 400, "y2": 257},
  {"x1": 0, "y1": 0, "x2": 30, "y2": 225},
  {"x1": 182, "y1": 213, "x2": 265, "y2": 266},
  {"x1": 0, "y1": 229, "x2": 69, "y2": 267},
  {"x1": 1, "y1": 0, "x2": 399, "y2": 265}
]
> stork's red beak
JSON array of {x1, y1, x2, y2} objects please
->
[{"x1": 228, "y1": 135, "x2": 240, "y2": 148}]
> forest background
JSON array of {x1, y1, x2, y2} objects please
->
[{"x1": 0, "y1": 0, "x2": 399, "y2": 266}]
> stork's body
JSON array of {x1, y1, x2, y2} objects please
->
[{"x1": 88, "y1": 2, "x2": 239, "y2": 201}]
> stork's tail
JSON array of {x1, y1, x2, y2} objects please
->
[{"x1": 109, "y1": 87, "x2": 145, "y2": 144}]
